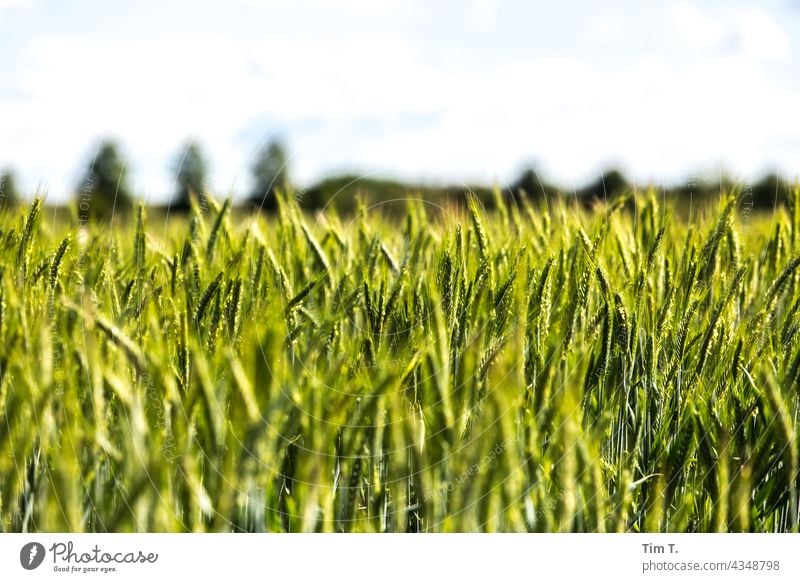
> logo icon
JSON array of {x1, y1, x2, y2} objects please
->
[{"x1": 20, "y1": 542, "x2": 46, "y2": 570}]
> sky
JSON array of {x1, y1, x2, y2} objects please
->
[{"x1": 0, "y1": 0, "x2": 798, "y2": 202}]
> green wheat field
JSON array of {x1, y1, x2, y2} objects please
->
[{"x1": 1, "y1": 188, "x2": 800, "y2": 533}]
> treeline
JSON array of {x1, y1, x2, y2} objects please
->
[{"x1": 0, "y1": 138, "x2": 795, "y2": 218}]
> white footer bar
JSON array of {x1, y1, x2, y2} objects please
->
[{"x1": 1, "y1": 534, "x2": 796, "y2": 581}]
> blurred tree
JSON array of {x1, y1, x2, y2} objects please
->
[
  {"x1": 0, "y1": 168, "x2": 20, "y2": 209},
  {"x1": 750, "y1": 173, "x2": 787, "y2": 209},
  {"x1": 249, "y1": 139, "x2": 290, "y2": 212},
  {"x1": 579, "y1": 169, "x2": 629, "y2": 201},
  {"x1": 77, "y1": 140, "x2": 133, "y2": 220},
  {"x1": 172, "y1": 142, "x2": 209, "y2": 210},
  {"x1": 510, "y1": 167, "x2": 558, "y2": 203}
]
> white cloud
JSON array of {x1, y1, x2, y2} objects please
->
[
  {"x1": 670, "y1": 2, "x2": 791, "y2": 62},
  {"x1": 465, "y1": 0, "x2": 499, "y2": 32},
  {"x1": 670, "y1": 2, "x2": 728, "y2": 50},
  {"x1": 590, "y1": 15, "x2": 621, "y2": 42},
  {"x1": 0, "y1": 0, "x2": 33, "y2": 9},
  {"x1": 0, "y1": 2, "x2": 798, "y2": 200},
  {"x1": 171, "y1": 0, "x2": 410, "y2": 18},
  {"x1": 734, "y1": 9, "x2": 791, "y2": 61}
]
